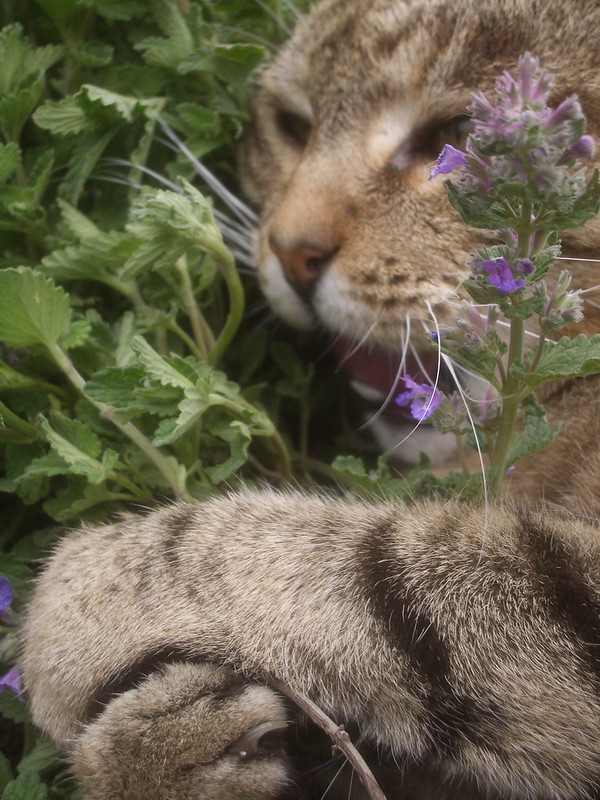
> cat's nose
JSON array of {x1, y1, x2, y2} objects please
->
[{"x1": 269, "y1": 239, "x2": 334, "y2": 297}]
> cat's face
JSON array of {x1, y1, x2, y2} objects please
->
[{"x1": 241, "y1": 0, "x2": 600, "y2": 454}]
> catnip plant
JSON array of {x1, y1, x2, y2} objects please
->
[{"x1": 396, "y1": 53, "x2": 600, "y2": 499}]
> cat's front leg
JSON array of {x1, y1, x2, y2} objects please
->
[{"x1": 70, "y1": 662, "x2": 290, "y2": 800}]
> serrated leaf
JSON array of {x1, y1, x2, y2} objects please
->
[
  {"x1": 33, "y1": 98, "x2": 96, "y2": 137},
  {"x1": 36, "y1": 413, "x2": 112, "y2": 484},
  {"x1": 56, "y1": 199, "x2": 101, "y2": 240},
  {"x1": 0, "y1": 24, "x2": 63, "y2": 94},
  {"x1": 205, "y1": 413, "x2": 251, "y2": 484},
  {"x1": 508, "y1": 394, "x2": 561, "y2": 465},
  {"x1": 43, "y1": 481, "x2": 117, "y2": 522},
  {"x1": 122, "y1": 183, "x2": 222, "y2": 280},
  {"x1": 85, "y1": 366, "x2": 147, "y2": 408},
  {"x1": 0, "y1": 144, "x2": 20, "y2": 185},
  {"x1": 510, "y1": 334, "x2": 600, "y2": 388},
  {"x1": 60, "y1": 319, "x2": 92, "y2": 350},
  {"x1": 68, "y1": 42, "x2": 114, "y2": 68},
  {"x1": 17, "y1": 738, "x2": 61, "y2": 775},
  {"x1": 0, "y1": 267, "x2": 71, "y2": 348},
  {"x1": 0, "y1": 692, "x2": 28, "y2": 727},
  {"x1": 131, "y1": 337, "x2": 194, "y2": 389},
  {"x1": 62, "y1": 129, "x2": 119, "y2": 204}
]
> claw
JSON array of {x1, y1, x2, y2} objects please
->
[{"x1": 228, "y1": 721, "x2": 288, "y2": 759}]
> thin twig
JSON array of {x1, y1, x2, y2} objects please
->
[{"x1": 269, "y1": 677, "x2": 388, "y2": 800}]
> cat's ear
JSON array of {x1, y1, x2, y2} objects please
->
[{"x1": 71, "y1": 662, "x2": 290, "y2": 800}]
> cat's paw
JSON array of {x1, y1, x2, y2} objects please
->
[{"x1": 71, "y1": 662, "x2": 290, "y2": 800}]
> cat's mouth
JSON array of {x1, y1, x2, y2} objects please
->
[{"x1": 332, "y1": 337, "x2": 449, "y2": 422}]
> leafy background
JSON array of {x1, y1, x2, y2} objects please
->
[{"x1": 0, "y1": 0, "x2": 424, "y2": 795}]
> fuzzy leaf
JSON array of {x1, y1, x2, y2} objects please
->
[
  {"x1": 131, "y1": 337, "x2": 195, "y2": 389},
  {"x1": 36, "y1": 413, "x2": 117, "y2": 484},
  {"x1": 17, "y1": 739, "x2": 61, "y2": 775},
  {"x1": 508, "y1": 395, "x2": 561, "y2": 465},
  {"x1": 0, "y1": 268, "x2": 71, "y2": 348},
  {"x1": 1, "y1": 771, "x2": 47, "y2": 800},
  {"x1": 510, "y1": 334, "x2": 600, "y2": 388},
  {"x1": 0, "y1": 753, "x2": 12, "y2": 792},
  {"x1": 0, "y1": 144, "x2": 20, "y2": 185},
  {"x1": 205, "y1": 413, "x2": 251, "y2": 484}
]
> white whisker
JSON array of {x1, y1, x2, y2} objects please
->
[
  {"x1": 579, "y1": 283, "x2": 600, "y2": 294},
  {"x1": 157, "y1": 121, "x2": 259, "y2": 227},
  {"x1": 337, "y1": 318, "x2": 381, "y2": 366},
  {"x1": 557, "y1": 256, "x2": 600, "y2": 263},
  {"x1": 359, "y1": 316, "x2": 412, "y2": 430},
  {"x1": 440, "y1": 353, "x2": 490, "y2": 515}
]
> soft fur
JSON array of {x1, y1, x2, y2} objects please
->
[{"x1": 21, "y1": 1, "x2": 600, "y2": 798}]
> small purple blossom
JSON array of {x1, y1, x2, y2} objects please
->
[
  {"x1": 480, "y1": 258, "x2": 525, "y2": 293},
  {"x1": 429, "y1": 144, "x2": 467, "y2": 179},
  {"x1": 395, "y1": 375, "x2": 443, "y2": 421},
  {"x1": 0, "y1": 578, "x2": 12, "y2": 612},
  {"x1": 0, "y1": 665, "x2": 22, "y2": 696}
]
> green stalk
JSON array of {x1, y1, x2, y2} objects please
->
[
  {"x1": 0, "y1": 400, "x2": 38, "y2": 439},
  {"x1": 487, "y1": 314, "x2": 524, "y2": 497},
  {"x1": 46, "y1": 342, "x2": 189, "y2": 500},
  {"x1": 175, "y1": 255, "x2": 214, "y2": 357},
  {"x1": 201, "y1": 237, "x2": 245, "y2": 366}
]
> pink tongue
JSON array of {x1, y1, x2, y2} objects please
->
[{"x1": 332, "y1": 337, "x2": 438, "y2": 397}]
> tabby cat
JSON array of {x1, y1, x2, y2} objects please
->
[{"x1": 21, "y1": 0, "x2": 600, "y2": 798}]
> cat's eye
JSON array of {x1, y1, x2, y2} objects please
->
[
  {"x1": 411, "y1": 115, "x2": 472, "y2": 161},
  {"x1": 275, "y1": 109, "x2": 312, "y2": 149}
]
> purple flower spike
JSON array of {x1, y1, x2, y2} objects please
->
[
  {"x1": 481, "y1": 258, "x2": 525, "y2": 293},
  {"x1": 429, "y1": 144, "x2": 467, "y2": 179},
  {"x1": 0, "y1": 665, "x2": 22, "y2": 696},
  {"x1": 0, "y1": 578, "x2": 13, "y2": 612},
  {"x1": 395, "y1": 375, "x2": 443, "y2": 421},
  {"x1": 563, "y1": 135, "x2": 596, "y2": 161}
]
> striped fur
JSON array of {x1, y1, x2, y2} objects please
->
[{"x1": 21, "y1": 492, "x2": 600, "y2": 798}]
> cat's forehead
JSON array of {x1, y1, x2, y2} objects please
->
[{"x1": 262, "y1": 0, "x2": 599, "y2": 136}]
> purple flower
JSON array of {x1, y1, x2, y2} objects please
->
[
  {"x1": 480, "y1": 258, "x2": 524, "y2": 293},
  {"x1": 562, "y1": 135, "x2": 595, "y2": 162},
  {"x1": 0, "y1": 578, "x2": 12, "y2": 612},
  {"x1": 395, "y1": 376, "x2": 443, "y2": 421},
  {"x1": 429, "y1": 144, "x2": 467, "y2": 179},
  {"x1": 0, "y1": 665, "x2": 21, "y2": 696}
]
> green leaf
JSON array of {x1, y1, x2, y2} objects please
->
[
  {"x1": 79, "y1": 0, "x2": 147, "y2": 19},
  {"x1": 0, "y1": 24, "x2": 63, "y2": 94},
  {"x1": 0, "y1": 144, "x2": 20, "y2": 185},
  {"x1": 36, "y1": 413, "x2": 115, "y2": 484},
  {"x1": 205, "y1": 413, "x2": 251, "y2": 485},
  {"x1": 508, "y1": 394, "x2": 561, "y2": 465},
  {"x1": 33, "y1": 98, "x2": 96, "y2": 137},
  {"x1": 68, "y1": 42, "x2": 114, "y2": 68},
  {"x1": 17, "y1": 739, "x2": 61, "y2": 775},
  {"x1": 131, "y1": 337, "x2": 194, "y2": 389},
  {"x1": 85, "y1": 366, "x2": 147, "y2": 409},
  {"x1": 0, "y1": 267, "x2": 71, "y2": 348},
  {"x1": 0, "y1": 692, "x2": 28, "y2": 726},
  {"x1": 510, "y1": 334, "x2": 600, "y2": 389},
  {"x1": 0, "y1": 753, "x2": 12, "y2": 793},
  {"x1": 122, "y1": 182, "x2": 222, "y2": 280},
  {"x1": 43, "y1": 481, "x2": 118, "y2": 522}
]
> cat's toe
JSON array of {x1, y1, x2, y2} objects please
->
[{"x1": 71, "y1": 662, "x2": 290, "y2": 800}]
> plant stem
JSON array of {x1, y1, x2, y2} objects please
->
[
  {"x1": 46, "y1": 342, "x2": 189, "y2": 500},
  {"x1": 202, "y1": 237, "x2": 245, "y2": 365},
  {"x1": 269, "y1": 677, "x2": 388, "y2": 800},
  {"x1": 0, "y1": 400, "x2": 38, "y2": 439},
  {"x1": 176, "y1": 255, "x2": 214, "y2": 357},
  {"x1": 488, "y1": 307, "x2": 525, "y2": 497}
]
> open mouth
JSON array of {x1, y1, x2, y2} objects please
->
[{"x1": 332, "y1": 336, "x2": 450, "y2": 422}]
